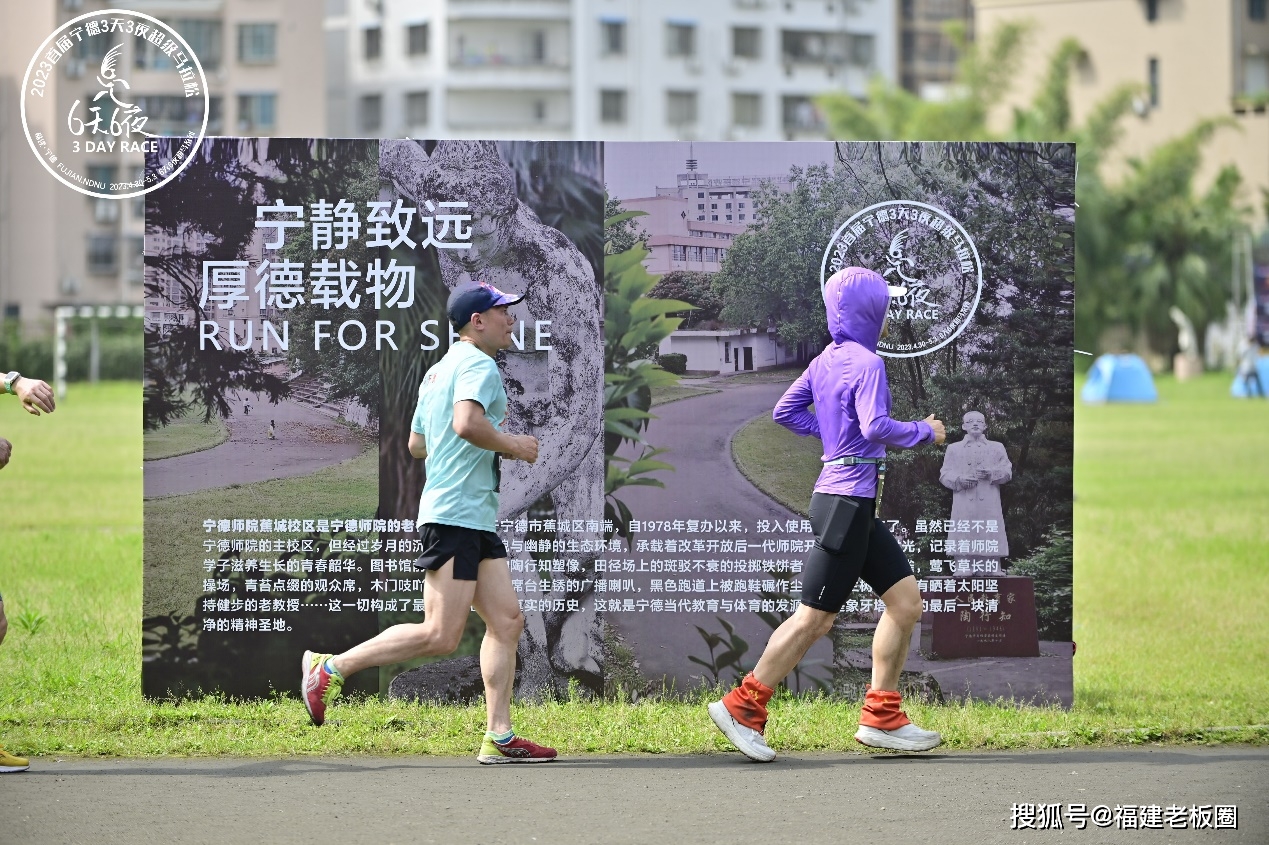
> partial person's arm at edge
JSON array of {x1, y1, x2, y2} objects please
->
[
  {"x1": 9, "y1": 376, "x2": 55, "y2": 415},
  {"x1": 407, "y1": 430, "x2": 427, "y2": 460},
  {"x1": 772, "y1": 371, "x2": 820, "y2": 437},
  {"x1": 856, "y1": 361, "x2": 932, "y2": 448},
  {"x1": 452, "y1": 400, "x2": 536, "y2": 462}
]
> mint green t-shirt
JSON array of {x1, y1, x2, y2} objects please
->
[{"x1": 412, "y1": 341, "x2": 507, "y2": 532}]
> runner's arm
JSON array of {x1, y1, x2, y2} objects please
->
[
  {"x1": 453, "y1": 400, "x2": 537, "y2": 462},
  {"x1": 407, "y1": 431, "x2": 427, "y2": 459},
  {"x1": 772, "y1": 371, "x2": 820, "y2": 437},
  {"x1": 856, "y1": 360, "x2": 932, "y2": 447}
]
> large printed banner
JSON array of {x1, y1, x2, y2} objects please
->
[{"x1": 143, "y1": 140, "x2": 1074, "y2": 706}]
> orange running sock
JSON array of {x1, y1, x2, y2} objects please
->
[
  {"x1": 721, "y1": 672, "x2": 775, "y2": 732},
  {"x1": 859, "y1": 686, "x2": 911, "y2": 731}
]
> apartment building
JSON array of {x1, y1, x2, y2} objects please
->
[
  {"x1": 976, "y1": 0, "x2": 1269, "y2": 217},
  {"x1": 0, "y1": 0, "x2": 324, "y2": 327},
  {"x1": 898, "y1": 0, "x2": 973, "y2": 99},
  {"x1": 327, "y1": 0, "x2": 898, "y2": 141}
]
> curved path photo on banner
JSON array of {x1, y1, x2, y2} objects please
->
[
  {"x1": 612, "y1": 376, "x2": 833, "y2": 688},
  {"x1": 143, "y1": 392, "x2": 362, "y2": 498}
]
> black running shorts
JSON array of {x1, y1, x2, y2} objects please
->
[
  {"x1": 414, "y1": 523, "x2": 508, "y2": 581},
  {"x1": 799, "y1": 492, "x2": 913, "y2": 612}
]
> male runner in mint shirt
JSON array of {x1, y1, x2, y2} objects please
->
[{"x1": 302, "y1": 281, "x2": 556, "y2": 763}]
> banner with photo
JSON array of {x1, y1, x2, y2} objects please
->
[{"x1": 143, "y1": 139, "x2": 1073, "y2": 707}]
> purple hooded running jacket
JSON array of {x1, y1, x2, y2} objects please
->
[{"x1": 772, "y1": 266, "x2": 935, "y2": 498}]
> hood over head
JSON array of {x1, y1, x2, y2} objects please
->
[{"x1": 823, "y1": 267, "x2": 903, "y2": 350}]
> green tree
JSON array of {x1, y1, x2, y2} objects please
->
[{"x1": 648, "y1": 270, "x2": 722, "y2": 325}]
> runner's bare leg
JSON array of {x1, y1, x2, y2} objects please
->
[
  {"x1": 330, "y1": 561, "x2": 477, "y2": 677},
  {"x1": 473, "y1": 557, "x2": 525, "y2": 735}
]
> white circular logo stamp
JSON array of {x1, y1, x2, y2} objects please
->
[
  {"x1": 21, "y1": 9, "x2": 208, "y2": 200},
  {"x1": 821, "y1": 200, "x2": 984, "y2": 358}
]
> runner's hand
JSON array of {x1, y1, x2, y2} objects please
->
[
  {"x1": 15, "y1": 378, "x2": 55, "y2": 415},
  {"x1": 924, "y1": 414, "x2": 946, "y2": 445},
  {"x1": 504, "y1": 434, "x2": 539, "y2": 463}
]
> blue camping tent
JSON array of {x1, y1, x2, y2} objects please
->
[
  {"x1": 1231, "y1": 356, "x2": 1269, "y2": 398},
  {"x1": 1081, "y1": 354, "x2": 1158, "y2": 403}
]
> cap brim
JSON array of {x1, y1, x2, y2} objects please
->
[
  {"x1": 886, "y1": 284, "x2": 908, "y2": 298},
  {"x1": 492, "y1": 292, "x2": 525, "y2": 307}
]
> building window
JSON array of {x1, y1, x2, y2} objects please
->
[
  {"x1": 87, "y1": 235, "x2": 118, "y2": 275},
  {"x1": 710, "y1": 215, "x2": 718, "y2": 221},
  {"x1": 601, "y1": 20, "x2": 626, "y2": 55},
  {"x1": 667, "y1": 90, "x2": 698, "y2": 125},
  {"x1": 850, "y1": 34, "x2": 875, "y2": 67},
  {"x1": 1251, "y1": 0, "x2": 1267, "y2": 21},
  {"x1": 364, "y1": 27, "x2": 382, "y2": 61},
  {"x1": 530, "y1": 30, "x2": 547, "y2": 63},
  {"x1": 720, "y1": 248, "x2": 727, "y2": 260},
  {"x1": 75, "y1": 33, "x2": 117, "y2": 62},
  {"x1": 600, "y1": 89, "x2": 627, "y2": 123},
  {"x1": 687, "y1": 246, "x2": 701, "y2": 261},
  {"x1": 697, "y1": 203, "x2": 705, "y2": 210},
  {"x1": 238, "y1": 93, "x2": 277, "y2": 133},
  {"x1": 136, "y1": 19, "x2": 222, "y2": 70},
  {"x1": 407, "y1": 23, "x2": 429, "y2": 56},
  {"x1": 666, "y1": 23, "x2": 696, "y2": 58},
  {"x1": 782, "y1": 95, "x2": 824, "y2": 131},
  {"x1": 725, "y1": 203, "x2": 732, "y2": 209},
  {"x1": 724, "y1": 341, "x2": 730, "y2": 363},
  {"x1": 704, "y1": 247, "x2": 717, "y2": 262},
  {"x1": 733, "y1": 26, "x2": 761, "y2": 59},
  {"x1": 697, "y1": 192, "x2": 705, "y2": 198},
  {"x1": 127, "y1": 236, "x2": 144, "y2": 286},
  {"x1": 1145, "y1": 0, "x2": 1159, "y2": 22},
  {"x1": 132, "y1": 166, "x2": 145, "y2": 219},
  {"x1": 135, "y1": 95, "x2": 222, "y2": 134},
  {"x1": 238, "y1": 23, "x2": 277, "y2": 65},
  {"x1": 672, "y1": 244, "x2": 687, "y2": 261},
  {"x1": 781, "y1": 29, "x2": 849, "y2": 64},
  {"x1": 1148, "y1": 57, "x2": 1159, "y2": 107},
  {"x1": 732, "y1": 92, "x2": 762, "y2": 127},
  {"x1": 359, "y1": 94, "x2": 382, "y2": 133},
  {"x1": 406, "y1": 91, "x2": 429, "y2": 126},
  {"x1": 533, "y1": 99, "x2": 547, "y2": 122}
]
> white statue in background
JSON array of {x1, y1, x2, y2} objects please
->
[{"x1": 939, "y1": 411, "x2": 1012, "y2": 569}]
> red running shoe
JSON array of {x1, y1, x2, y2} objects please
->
[
  {"x1": 301, "y1": 650, "x2": 343, "y2": 727},
  {"x1": 477, "y1": 734, "x2": 557, "y2": 764}
]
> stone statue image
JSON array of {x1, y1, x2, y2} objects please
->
[
  {"x1": 939, "y1": 411, "x2": 1012, "y2": 570},
  {"x1": 379, "y1": 140, "x2": 605, "y2": 698}
]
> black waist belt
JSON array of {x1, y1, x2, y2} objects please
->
[{"x1": 824, "y1": 456, "x2": 885, "y2": 468}]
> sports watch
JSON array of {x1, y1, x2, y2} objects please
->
[{"x1": 3, "y1": 371, "x2": 20, "y2": 395}]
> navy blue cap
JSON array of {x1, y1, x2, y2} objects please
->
[{"x1": 447, "y1": 281, "x2": 525, "y2": 329}]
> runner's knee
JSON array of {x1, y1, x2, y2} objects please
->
[
  {"x1": 794, "y1": 605, "x2": 836, "y2": 639},
  {"x1": 882, "y1": 582, "x2": 922, "y2": 627},
  {"x1": 486, "y1": 606, "x2": 524, "y2": 641}
]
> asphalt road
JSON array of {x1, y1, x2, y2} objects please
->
[
  {"x1": 144, "y1": 393, "x2": 361, "y2": 498},
  {"x1": 610, "y1": 380, "x2": 832, "y2": 686},
  {"x1": 1, "y1": 747, "x2": 1264, "y2": 844}
]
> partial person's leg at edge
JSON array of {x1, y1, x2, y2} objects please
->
[
  {"x1": 472, "y1": 557, "x2": 556, "y2": 764},
  {"x1": 301, "y1": 560, "x2": 476, "y2": 727},
  {"x1": 854, "y1": 575, "x2": 942, "y2": 752}
]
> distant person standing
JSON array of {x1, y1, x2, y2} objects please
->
[
  {"x1": 301, "y1": 282, "x2": 556, "y2": 764},
  {"x1": 267, "y1": 419, "x2": 276, "y2": 440},
  {"x1": 1238, "y1": 335, "x2": 1264, "y2": 398},
  {"x1": 0, "y1": 369, "x2": 56, "y2": 774}
]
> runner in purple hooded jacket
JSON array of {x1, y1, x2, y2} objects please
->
[{"x1": 709, "y1": 267, "x2": 947, "y2": 761}]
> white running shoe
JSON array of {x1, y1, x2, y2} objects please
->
[
  {"x1": 708, "y1": 700, "x2": 776, "y2": 762},
  {"x1": 854, "y1": 722, "x2": 943, "y2": 752}
]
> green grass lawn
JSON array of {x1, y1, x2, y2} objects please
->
[
  {"x1": 650, "y1": 384, "x2": 721, "y2": 406},
  {"x1": 0, "y1": 377, "x2": 1266, "y2": 759},
  {"x1": 143, "y1": 407, "x2": 229, "y2": 461}
]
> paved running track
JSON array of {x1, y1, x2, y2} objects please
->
[
  {"x1": 2, "y1": 747, "x2": 1264, "y2": 844},
  {"x1": 144, "y1": 392, "x2": 362, "y2": 498}
]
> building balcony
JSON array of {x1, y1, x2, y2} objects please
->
[{"x1": 448, "y1": 0, "x2": 570, "y2": 21}]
